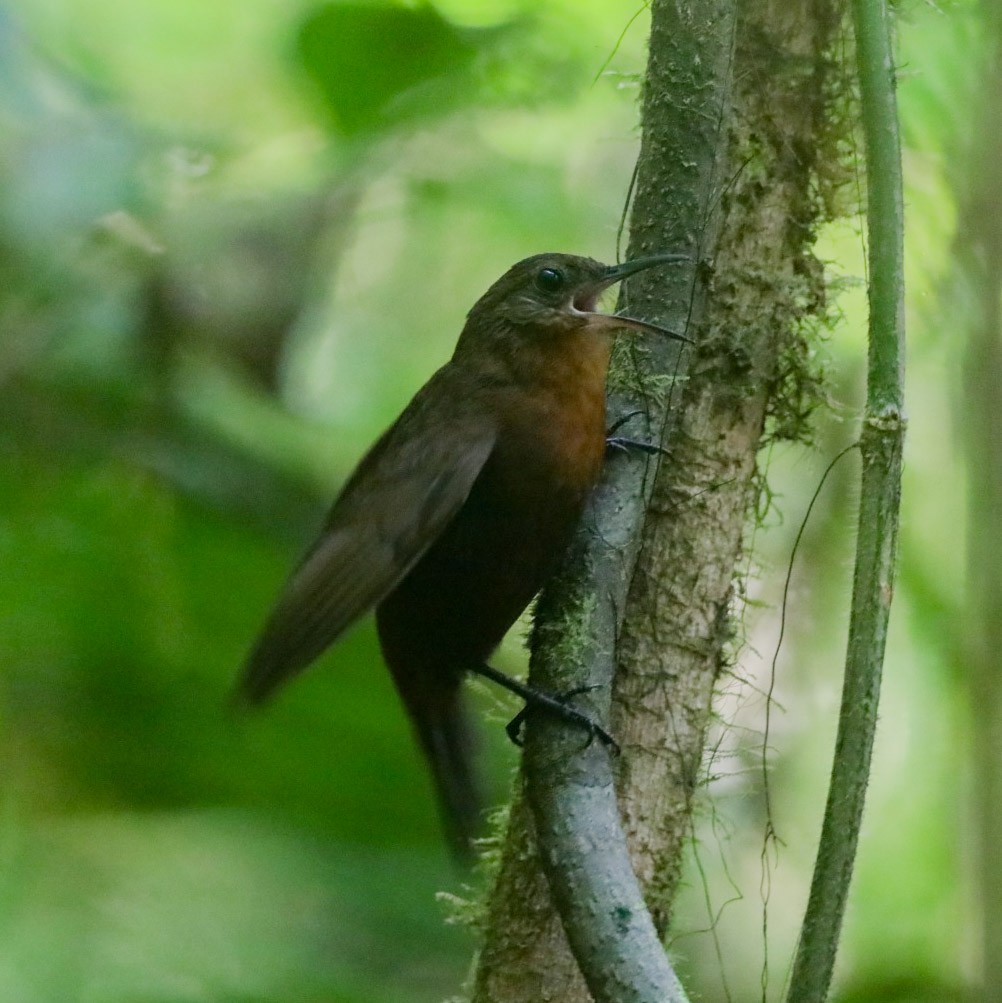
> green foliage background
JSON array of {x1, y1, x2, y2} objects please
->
[{"x1": 0, "y1": 0, "x2": 980, "y2": 1000}]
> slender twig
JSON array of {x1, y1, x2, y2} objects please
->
[{"x1": 786, "y1": 0, "x2": 906, "y2": 999}]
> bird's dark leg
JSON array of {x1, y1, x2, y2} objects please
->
[
  {"x1": 605, "y1": 410, "x2": 668, "y2": 457},
  {"x1": 471, "y1": 663, "x2": 619, "y2": 752}
]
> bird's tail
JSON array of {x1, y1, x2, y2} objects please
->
[
  {"x1": 392, "y1": 671, "x2": 482, "y2": 862},
  {"x1": 423, "y1": 713, "x2": 482, "y2": 862}
]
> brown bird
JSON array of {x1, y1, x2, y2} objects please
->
[{"x1": 238, "y1": 251, "x2": 687, "y2": 857}]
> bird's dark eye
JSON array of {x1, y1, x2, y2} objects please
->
[{"x1": 535, "y1": 267, "x2": 565, "y2": 293}]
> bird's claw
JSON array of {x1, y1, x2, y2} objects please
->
[
  {"x1": 605, "y1": 436, "x2": 668, "y2": 457},
  {"x1": 605, "y1": 410, "x2": 645, "y2": 437},
  {"x1": 505, "y1": 708, "x2": 528, "y2": 747},
  {"x1": 504, "y1": 683, "x2": 620, "y2": 754}
]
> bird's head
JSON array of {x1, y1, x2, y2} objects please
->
[{"x1": 463, "y1": 252, "x2": 689, "y2": 343}]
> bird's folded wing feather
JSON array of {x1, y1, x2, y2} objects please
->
[{"x1": 238, "y1": 377, "x2": 496, "y2": 703}]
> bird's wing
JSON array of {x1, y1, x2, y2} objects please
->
[{"x1": 238, "y1": 376, "x2": 496, "y2": 704}]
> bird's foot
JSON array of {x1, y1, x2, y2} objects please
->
[
  {"x1": 470, "y1": 664, "x2": 618, "y2": 752},
  {"x1": 605, "y1": 436, "x2": 668, "y2": 457},
  {"x1": 505, "y1": 684, "x2": 619, "y2": 751},
  {"x1": 605, "y1": 410, "x2": 667, "y2": 457}
]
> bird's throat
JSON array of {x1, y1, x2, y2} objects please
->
[{"x1": 520, "y1": 325, "x2": 612, "y2": 398}]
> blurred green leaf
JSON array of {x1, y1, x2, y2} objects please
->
[
  {"x1": 296, "y1": 2, "x2": 500, "y2": 137},
  {"x1": 0, "y1": 810, "x2": 470, "y2": 1003}
]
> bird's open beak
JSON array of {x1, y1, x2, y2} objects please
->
[{"x1": 572, "y1": 252, "x2": 691, "y2": 341}]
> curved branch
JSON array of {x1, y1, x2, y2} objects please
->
[
  {"x1": 523, "y1": 530, "x2": 693, "y2": 1003},
  {"x1": 516, "y1": 0, "x2": 740, "y2": 997},
  {"x1": 471, "y1": 1, "x2": 740, "y2": 997}
]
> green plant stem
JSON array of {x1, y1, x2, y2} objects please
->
[{"x1": 787, "y1": 0, "x2": 906, "y2": 999}]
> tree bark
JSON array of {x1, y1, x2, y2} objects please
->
[{"x1": 470, "y1": 1, "x2": 847, "y2": 999}]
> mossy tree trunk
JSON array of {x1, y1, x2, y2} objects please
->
[{"x1": 470, "y1": 1, "x2": 848, "y2": 999}]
